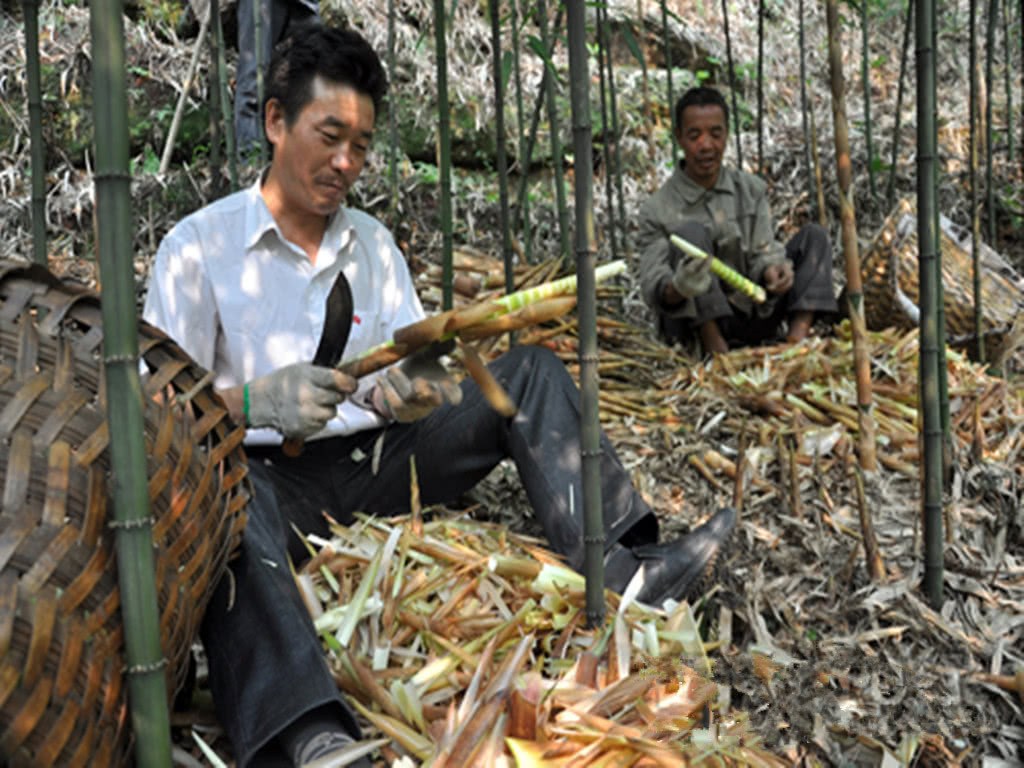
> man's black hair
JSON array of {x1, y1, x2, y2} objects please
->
[
  {"x1": 264, "y1": 22, "x2": 388, "y2": 127},
  {"x1": 674, "y1": 86, "x2": 729, "y2": 133}
]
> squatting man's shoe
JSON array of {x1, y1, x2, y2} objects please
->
[{"x1": 607, "y1": 506, "x2": 737, "y2": 605}]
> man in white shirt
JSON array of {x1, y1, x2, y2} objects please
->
[{"x1": 145, "y1": 22, "x2": 735, "y2": 768}]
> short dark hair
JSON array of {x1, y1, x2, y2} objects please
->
[
  {"x1": 674, "y1": 86, "x2": 729, "y2": 133},
  {"x1": 264, "y1": 22, "x2": 388, "y2": 128}
]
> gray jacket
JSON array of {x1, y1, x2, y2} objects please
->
[{"x1": 635, "y1": 164, "x2": 788, "y2": 319}]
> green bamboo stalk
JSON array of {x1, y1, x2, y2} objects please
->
[
  {"x1": 757, "y1": 0, "x2": 764, "y2": 172},
  {"x1": 88, "y1": 0, "x2": 172, "y2": 762},
  {"x1": 488, "y1": 0, "x2": 515, "y2": 297},
  {"x1": 668, "y1": 234, "x2": 767, "y2": 302},
  {"x1": 916, "y1": 0, "x2": 944, "y2": 610},
  {"x1": 213, "y1": 0, "x2": 237, "y2": 190},
  {"x1": 934, "y1": 0, "x2": 951, "y2": 468},
  {"x1": 538, "y1": 0, "x2": 570, "y2": 263},
  {"x1": 510, "y1": 0, "x2": 532, "y2": 264},
  {"x1": 596, "y1": 3, "x2": 618, "y2": 260},
  {"x1": 606, "y1": 13, "x2": 626, "y2": 249},
  {"x1": 565, "y1": 0, "x2": 604, "y2": 629},
  {"x1": 514, "y1": 1, "x2": 567, "y2": 263},
  {"x1": 337, "y1": 261, "x2": 626, "y2": 374},
  {"x1": 799, "y1": 0, "x2": 813, "y2": 217},
  {"x1": 388, "y1": 0, "x2": 400, "y2": 216},
  {"x1": 23, "y1": 0, "x2": 47, "y2": 265},
  {"x1": 861, "y1": 0, "x2": 878, "y2": 208},
  {"x1": 659, "y1": 0, "x2": 677, "y2": 167},
  {"x1": 985, "y1": 0, "x2": 997, "y2": 245},
  {"x1": 434, "y1": 0, "x2": 455, "y2": 310},
  {"x1": 826, "y1": 0, "x2": 877, "y2": 472},
  {"x1": 886, "y1": 0, "x2": 913, "y2": 210},
  {"x1": 970, "y1": 0, "x2": 985, "y2": 363},
  {"x1": 207, "y1": 0, "x2": 224, "y2": 198},
  {"x1": 720, "y1": 0, "x2": 743, "y2": 167},
  {"x1": 1003, "y1": 0, "x2": 1014, "y2": 163}
]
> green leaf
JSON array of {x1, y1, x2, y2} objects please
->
[
  {"x1": 501, "y1": 50, "x2": 514, "y2": 92},
  {"x1": 619, "y1": 22, "x2": 645, "y2": 67},
  {"x1": 142, "y1": 145, "x2": 159, "y2": 175}
]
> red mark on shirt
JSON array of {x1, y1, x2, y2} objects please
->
[{"x1": 352, "y1": 314, "x2": 362, "y2": 325}]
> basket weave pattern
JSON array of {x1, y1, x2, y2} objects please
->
[
  {"x1": 861, "y1": 198, "x2": 1024, "y2": 354},
  {"x1": 0, "y1": 261, "x2": 249, "y2": 766}
]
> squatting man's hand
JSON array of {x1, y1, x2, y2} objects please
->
[
  {"x1": 762, "y1": 261, "x2": 794, "y2": 295},
  {"x1": 668, "y1": 232, "x2": 714, "y2": 299},
  {"x1": 370, "y1": 340, "x2": 463, "y2": 423},
  {"x1": 247, "y1": 362, "x2": 357, "y2": 438}
]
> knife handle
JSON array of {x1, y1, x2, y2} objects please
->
[{"x1": 281, "y1": 436, "x2": 304, "y2": 457}]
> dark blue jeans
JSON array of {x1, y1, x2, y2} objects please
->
[{"x1": 200, "y1": 345, "x2": 658, "y2": 765}]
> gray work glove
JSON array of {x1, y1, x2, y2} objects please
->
[
  {"x1": 371, "y1": 340, "x2": 463, "y2": 423},
  {"x1": 669, "y1": 238, "x2": 713, "y2": 298},
  {"x1": 247, "y1": 362, "x2": 357, "y2": 438}
]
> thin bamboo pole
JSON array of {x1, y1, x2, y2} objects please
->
[
  {"x1": 886, "y1": 0, "x2": 913, "y2": 211},
  {"x1": 861, "y1": 0, "x2": 878, "y2": 208},
  {"x1": 213, "y1": 0, "x2": 237, "y2": 190},
  {"x1": 596, "y1": 3, "x2": 618, "y2": 260},
  {"x1": 207, "y1": 0, "x2": 224, "y2": 198},
  {"x1": 434, "y1": 0, "x2": 455, "y2": 310},
  {"x1": 985, "y1": 0, "x2": 997, "y2": 245},
  {"x1": 160, "y1": 8, "x2": 211, "y2": 174},
  {"x1": 757, "y1": 0, "x2": 764, "y2": 172},
  {"x1": 1003, "y1": 0, "x2": 1014, "y2": 163},
  {"x1": 565, "y1": 0, "x2": 604, "y2": 628},
  {"x1": 659, "y1": 0, "x2": 677, "y2": 167},
  {"x1": 388, "y1": 0, "x2": 400, "y2": 216},
  {"x1": 799, "y1": 0, "x2": 814, "y2": 218},
  {"x1": 916, "y1": 0, "x2": 944, "y2": 609},
  {"x1": 489, "y1": 0, "x2": 515, "y2": 297},
  {"x1": 810, "y1": 107, "x2": 828, "y2": 226},
  {"x1": 826, "y1": 0, "x2": 877, "y2": 471},
  {"x1": 606, "y1": 13, "x2": 626, "y2": 247},
  {"x1": 511, "y1": 0, "x2": 532, "y2": 264},
  {"x1": 89, "y1": 0, "x2": 172, "y2": 762},
  {"x1": 538, "y1": 0, "x2": 570, "y2": 262},
  {"x1": 721, "y1": 0, "x2": 743, "y2": 168},
  {"x1": 23, "y1": 0, "x2": 47, "y2": 264},
  {"x1": 971, "y1": 0, "x2": 985, "y2": 363}
]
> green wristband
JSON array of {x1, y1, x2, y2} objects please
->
[{"x1": 242, "y1": 382, "x2": 251, "y2": 426}]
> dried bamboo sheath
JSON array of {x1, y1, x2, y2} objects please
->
[{"x1": 0, "y1": 261, "x2": 248, "y2": 766}]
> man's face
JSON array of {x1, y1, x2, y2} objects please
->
[
  {"x1": 265, "y1": 77, "x2": 375, "y2": 216},
  {"x1": 675, "y1": 104, "x2": 728, "y2": 189}
]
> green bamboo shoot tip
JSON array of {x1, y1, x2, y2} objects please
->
[{"x1": 669, "y1": 234, "x2": 767, "y2": 304}]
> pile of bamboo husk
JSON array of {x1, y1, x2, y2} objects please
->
[
  {"x1": 419, "y1": 254, "x2": 1024, "y2": 486},
  {"x1": 297, "y1": 513, "x2": 790, "y2": 766}
]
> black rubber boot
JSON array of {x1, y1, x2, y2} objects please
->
[{"x1": 631, "y1": 506, "x2": 737, "y2": 605}]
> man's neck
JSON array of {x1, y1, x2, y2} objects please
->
[{"x1": 260, "y1": 172, "x2": 328, "y2": 263}]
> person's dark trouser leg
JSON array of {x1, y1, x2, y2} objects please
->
[
  {"x1": 784, "y1": 223, "x2": 839, "y2": 315},
  {"x1": 199, "y1": 463, "x2": 359, "y2": 768},
  {"x1": 234, "y1": 0, "x2": 316, "y2": 157}
]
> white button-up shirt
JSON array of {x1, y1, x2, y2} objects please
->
[{"x1": 143, "y1": 180, "x2": 426, "y2": 444}]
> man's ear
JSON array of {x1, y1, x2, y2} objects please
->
[{"x1": 264, "y1": 98, "x2": 286, "y2": 146}]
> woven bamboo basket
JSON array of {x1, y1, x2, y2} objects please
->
[
  {"x1": 0, "y1": 260, "x2": 249, "y2": 766},
  {"x1": 861, "y1": 197, "x2": 1024, "y2": 359}
]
